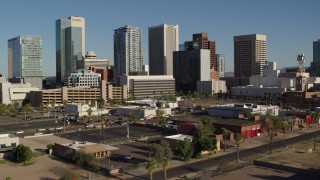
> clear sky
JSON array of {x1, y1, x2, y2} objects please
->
[{"x1": 0, "y1": 0, "x2": 319, "y2": 76}]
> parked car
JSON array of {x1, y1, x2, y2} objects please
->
[
  {"x1": 55, "y1": 127, "x2": 63, "y2": 130},
  {"x1": 34, "y1": 132, "x2": 43, "y2": 136},
  {"x1": 15, "y1": 131, "x2": 24, "y2": 134},
  {"x1": 37, "y1": 128, "x2": 46, "y2": 132},
  {"x1": 86, "y1": 124, "x2": 94, "y2": 128},
  {"x1": 123, "y1": 155, "x2": 133, "y2": 160},
  {"x1": 94, "y1": 125, "x2": 102, "y2": 128}
]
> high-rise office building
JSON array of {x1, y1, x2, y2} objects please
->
[
  {"x1": 184, "y1": 32, "x2": 218, "y2": 80},
  {"x1": 310, "y1": 39, "x2": 320, "y2": 76},
  {"x1": 216, "y1": 54, "x2": 225, "y2": 77},
  {"x1": 173, "y1": 49, "x2": 211, "y2": 92},
  {"x1": 234, "y1": 34, "x2": 266, "y2": 77},
  {"x1": 114, "y1": 25, "x2": 142, "y2": 76},
  {"x1": 149, "y1": 23, "x2": 179, "y2": 75},
  {"x1": 56, "y1": 16, "x2": 85, "y2": 85},
  {"x1": 8, "y1": 35, "x2": 43, "y2": 88}
]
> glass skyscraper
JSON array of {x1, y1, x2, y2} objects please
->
[
  {"x1": 8, "y1": 35, "x2": 43, "y2": 88},
  {"x1": 216, "y1": 54, "x2": 225, "y2": 77},
  {"x1": 56, "y1": 16, "x2": 85, "y2": 85},
  {"x1": 114, "y1": 25, "x2": 142, "y2": 76}
]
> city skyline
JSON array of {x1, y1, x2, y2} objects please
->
[{"x1": 0, "y1": 0, "x2": 319, "y2": 76}]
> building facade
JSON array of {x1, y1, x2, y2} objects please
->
[
  {"x1": 173, "y1": 49, "x2": 211, "y2": 93},
  {"x1": 8, "y1": 35, "x2": 43, "y2": 88},
  {"x1": 118, "y1": 75, "x2": 175, "y2": 98},
  {"x1": 56, "y1": 16, "x2": 85, "y2": 85},
  {"x1": 216, "y1": 54, "x2": 225, "y2": 78},
  {"x1": 67, "y1": 69, "x2": 101, "y2": 87},
  {"x1": 149, "y1": 23, "x2": 179, "y2": 75},
  {"x1": 310, "y1": 39, "x2": 320, "y2": 76},
  {"x1": 29, "y1": 82, "x2": 128, "y2": 107},
  {"x1": 84, "y1": 51, "x2": 109, "y2": 70},
  {"x1": 197, "y1": 79, "x2": 227, "y2": 96},
  {"x1": 234, "y1": 34, "x2": 266, "y2": 77},
  {"x1": 0, "y1": 134, "x2": 19, "y2": 152},
  {"x1": 114, "y1": 25, "x2": 142, "y2": 76}
]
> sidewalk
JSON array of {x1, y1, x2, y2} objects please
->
[{"x1": 119, "y1": 126, "x2": 320, "y2": 179}]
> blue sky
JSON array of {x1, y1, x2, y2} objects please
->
[{"x1": 0, "y1": 0, "x2": 319, "y2": 76}]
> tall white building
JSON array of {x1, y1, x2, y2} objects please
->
[
  {"x1": 149, "y1": 23, "x2": 179, "y2": 75},
  {"x1": 114, "y1": 25, "x2": 142, "y2": 76},
  {"x1": 8, "y1": 35, "x2": 43, "y2": 89}
]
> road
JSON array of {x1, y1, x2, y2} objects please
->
[
  {"x1": 0, "y1": 120, "x2": 66, "y2": 133},
  {"x1": 127, "y1": 130, "x2": 320, "y2": 180}
]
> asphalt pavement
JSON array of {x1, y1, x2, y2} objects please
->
[{"x1": 125, "y1": 129, "x2": 320, "y2": 180}]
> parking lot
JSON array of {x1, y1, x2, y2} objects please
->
[{"x1": 56, "y1": 125, "x2": 168, "y2": 143}]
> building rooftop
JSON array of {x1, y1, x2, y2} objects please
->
[
  {"x1": 61, "y1": 141, "x2": 118, "y2": 151},
  {"x1": 0, "y1": 134, "x2": 16, "y2": 139},
  {"x1": 165, "y1": 134, "x2": 193, "y2": 141}
]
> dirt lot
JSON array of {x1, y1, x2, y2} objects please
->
[
  {"x1": 215, "y1": 165, "x2": 305, "y2": 180},
  {"x1": 0, "y1": 135, "x2": 107, "y2": 180}
]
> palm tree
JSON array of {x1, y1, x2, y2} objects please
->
[
  {"x1": 156, "y1": 109, "x2": 166, "y2": 128},
  {"x1": 87, "y1": 108, "x2": 93, "y2": 118},
  {"x1": 22, "y1": 103, "x2": 33, "y2": 122},
  {"x1": 145, "y1": 158, "x2": 157, "y2": 180},
  {"x1": 39, "y1": 103, "x2": 45, "y2": 119},
  {"x1": 222, "y1": 128, "x2": 231, "y2": 152},
  {"x1": 234, "y1": 133, "x2": 243, "y2": 163},
  {"x1": 264, "y1": 116, "x2": 282, "y2": 154},
  {"x1": 162, "y1": 158, "x2": 169, "y2": 180}
]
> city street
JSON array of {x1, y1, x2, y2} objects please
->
[{"x1": 126, "y1": 129, "x2": 320, "y2": 180}]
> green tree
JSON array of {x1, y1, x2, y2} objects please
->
[
  {"x1": 90, "y1": 99, "x2": 96, "y2": 108},
  {"x1": 87, "y1": 108, "x2": 93, "y2": 117},
  {"x1": 221, "y1": 128, "x2": 231, "y2": 152},
  {"x1": 39, "y1": 103, "x2": 45, "y2": 119},
  {"x1": 264, "y1": 116, "x2": 282, "y2": 154},
  {"x1": 0, "y1": 104, "x2": 8, "y2": 116},
  {"x1": 234, "y1": 133, "x2": 243, "y2": 163},
  {"x1": 145, "y1": 158, "x2": 157, "y2": 180},
  {"x1": 12, "y1": 144, "x2": 33, "y2": 164},
  {"x1": 162, "y1": 158, "x2": 169, "y2": 180},
  {"x1": 176, "y1": 138, "x2": 193, "y2": 162},
  {"x1": 149, "y1": 140, "x2": 172, "y2": 164},
  {"x1": 193, "y1": 116, "x2": 216, "y2": 155},
  {"x1": 22, "y1": 103, "x2": 33, "y2": 122},
  {"x1": 97, "y1": 98, "x2": 105, "y2": 109},
  {"x1": 73, "y1": 151, "x2": 99, "y2": 171},
  {"x1": 156, "y1": 109, "x2": 167, "y2": 128},
  {"x1": 82, "y1": 115, "x2": 89, "y2": 123},
  {"x1": 63, "y1": 100, "x2": 68, "y2": 107}
]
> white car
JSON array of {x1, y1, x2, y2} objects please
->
[
  {"x1": 37, "y1": 128, "x2": 46, "y2": 132},
  {"x1": 86, "y1": 124, "x2": 94, "y2": 128},
  {"x1": 55, "y1": 127, "x2": 63, "y2": 130},
  {"x1": 15, "y1": 131, "x2": 24, "y2": 134},
  {"x1": 94, "y1": 125, "x2": 102, "y2": 128},
  {"x1": 34, "y1": 132, "x2": 43, "y2": 136}
]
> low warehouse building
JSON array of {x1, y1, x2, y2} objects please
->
[{"x1": 53, "y1": 141, "x2": 116, "y2": 160}]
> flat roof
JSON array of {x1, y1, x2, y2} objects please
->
[{"x1": 165, "y1": 134, "x2": 193, "y2": 141}]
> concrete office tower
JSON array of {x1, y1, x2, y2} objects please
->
[
  {"x1": 56, "y1": 16, "x2": 85, "y2": 85},
  {"x1": 216, "y1": 54, "x2": 225, "y2": 77},
  {"x1": 8, "y1": 35, "x2": 43, "y2": 88},
  {"x1": 310, "y1": 39, "x2": 320, "y2": 76},
  {"x1": 234, "y1": 34, "x2": 266, "y2": 77},
  {"x1": 173, "y1": 49, "x2": 211, "y2": 92},
  {"x1": 84, "y1": 51, "x2": 109, "y2": 70},
  {"x1": 149, "y1": 23, "x2": 179, "y2": 75},
  {"x1": 114, "y1": 25, "x2": 142, "y2": 76}
]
